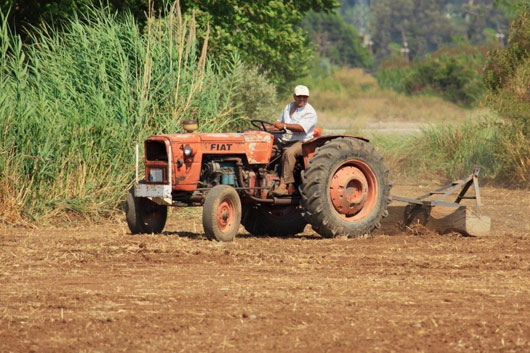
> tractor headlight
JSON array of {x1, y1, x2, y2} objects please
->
[
  {"x1": 149, "y1": 168, "x2": 163, "y2": 182},
  {"x1": 183, "y1": 144, "x2": 193, "y2": 157}
]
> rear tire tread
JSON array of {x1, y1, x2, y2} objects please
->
[{"x1": 301, "y1": 138, "x2": 392, "y2": 238}]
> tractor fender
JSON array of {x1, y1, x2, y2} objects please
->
[{"x1": 301, "y1": 135, "x2": 370, "y2": 168}]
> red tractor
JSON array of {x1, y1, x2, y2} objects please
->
[{"x1": 125, "y1": 120, "x2": 392, "y2": 241}]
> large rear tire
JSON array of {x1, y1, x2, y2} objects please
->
[
  {"x1": 203, "y1": 185, "x2": 242, "y2": 242},
  {"x1": 125, "y1": 187, "x2": 167, "y2": 234},
  {"x1": 241, "y1": 205, "x2": 307, "y2": 237},
  {"x1": 300, "y1": 138, "x2": 391, "y2": 238}
]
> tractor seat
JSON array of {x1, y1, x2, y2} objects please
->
[{"x1": 313, "y1": 126, "x2": 322, "y2": 137}]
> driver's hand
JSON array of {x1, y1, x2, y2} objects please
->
[{"x1": 273, "y1": 121, "x2": 284, "y2": 130}]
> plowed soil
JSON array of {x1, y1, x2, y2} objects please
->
[{"x1": 1, "y1": 185, "x2": 529, "y2": 352}]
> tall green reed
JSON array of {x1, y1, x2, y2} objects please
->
[{"x1": 0, "y1": 3, "x2": 251, "y2": 222}]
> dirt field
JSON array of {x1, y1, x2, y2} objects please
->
[{"x1": 1, "y1": 184, "x2": 529, "y2": 352}]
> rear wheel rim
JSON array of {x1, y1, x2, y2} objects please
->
[
  {"x1": 217, "y1": 198, "x2": 236, "y2": 232},
  {"x1": 329, "y1": 160, "x2": 378, "y2": 222}
]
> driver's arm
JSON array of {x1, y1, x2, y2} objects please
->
[
  {"x1": 265, "y1": 124, "x2": 280, "y2": 131},
  {"x1": 273, "y1": 121, "x2": 304, "y2": 132}
]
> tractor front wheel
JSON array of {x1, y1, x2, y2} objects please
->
[
  {"x1": 125, "y1": 187, "x2": 168, "y2": 234},
  {"x1": 300, "y1": 138, "x2": 391, "y2": 238},
  {"x1": 203, "y1": 185, "x2": 242, "y2": 242}
]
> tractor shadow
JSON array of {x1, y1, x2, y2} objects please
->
[
  {"x1": 160, "y1": 230, "x2": 323, "y2": 241},
  {"x1": 161, "y1": 231, "x2": 206, "y2": 240},
  {"x1": 236, "y1": 232, "x2": 324, "y2": 240}
]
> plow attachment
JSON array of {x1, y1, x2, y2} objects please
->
[{"x1": 391, "y1": 166, "x2": 491, "y2": 236}]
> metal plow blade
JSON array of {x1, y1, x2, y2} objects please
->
[{"x1": 391, "y1": 166, "x2": 491, "y2": 236}]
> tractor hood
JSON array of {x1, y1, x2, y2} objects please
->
[
  {"x1": 143, "y1": 131, "x2": 274, "y2": 191},
  {"x1": 153, "y1": 130, "x2": 274, "y2": 164}
]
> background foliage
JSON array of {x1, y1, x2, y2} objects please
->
[
  {"x1": 482, "y1": 9, "x2": 530, "y2": 185},
  {"x1": 483, "y1": 10, "x2": 530, "y2": 134},
  {"x1": 178, "y1": 0, "x2": 339, "y2": 89},
  {"x1": 340, "y1": 0, "x2": 509, "y2": 62},
  {"x1": 377, "y1": 44, "x2": 487, "y2": 106},
  {"x1": 299, "y1": 10, "x2": 372, "y2": 68}
]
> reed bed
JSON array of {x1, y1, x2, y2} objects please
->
[{"x1": 0, "y1": 4, "x2": 252, "y2": 223}]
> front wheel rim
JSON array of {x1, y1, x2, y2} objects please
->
[
  {"x1": 329, "y1": 160, "x2": 378, "y2": 222},
  {"x1": 217, "y1": 198, "x2": 236, "y2": 232}
]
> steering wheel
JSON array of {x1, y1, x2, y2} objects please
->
[{"x1": 250, "y1": 119, "x2": 286, "y2": 133}]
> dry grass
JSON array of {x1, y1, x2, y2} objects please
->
[
  {"x1": 0, "y1": 156, "x2": 27, "y2": 224},
  {"x1": 498, "y1": 127, "x2": 530, "y2": 185}
]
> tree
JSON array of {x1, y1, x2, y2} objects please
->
[
  {"x1": 0, "y1": 1, "x2": 165, "y2": 34},
  {"x1": 371, "y1": 0, "x2": 456, "y2": 60},
  {"x1": 180, "y1": 0, "x2": 340, "y2": 89},
  {"x1": 339, "y1": 0, "x2": 373, "y2": 35},
  {"x1": 458, "y1": 0, "x2": 510, "y2": 44},
  {"x1": 483, "y1": 3, "x2": 530, "y2": 185},
  {"x1": 299, "y1": 10, "x2": 372, "y2": 68},
  {"x1": 494, "y1": 0, "x2": 530, "y2": 16}
]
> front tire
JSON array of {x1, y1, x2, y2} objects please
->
[
  {"x1": 300, "y1": 138, "x2": 391, "y2": 238},
  {"x1": 203, "y1": 185, "x2": 242, "y2": 242},
  {"x1": 125, "y1": 187, "x2": 167, "y2": 234}
]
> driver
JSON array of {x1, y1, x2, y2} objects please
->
[{"x1": 270, "y1": 85, "x2": 317, "y2": 196}]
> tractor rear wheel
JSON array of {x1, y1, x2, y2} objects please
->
[
  {"x1": 203, "y1": 185, "x2": 242, "y2": 242},
  {"x1": 300, "y1": 138, "x2": 391, "y2": 238},
  {"x1": 241, "y1": 205, "x2": 307, "y2": 237},
  {"x1": 125, "y1": 187, "x2": 168, "y2": 234}
]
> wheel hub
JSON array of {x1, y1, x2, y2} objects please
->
[
  {"x1": 217, "y1": 200, "x2": 235, "y2": 231},
  {"x1": 329, "y1": 165, "x2": 369, "y2": 217}
]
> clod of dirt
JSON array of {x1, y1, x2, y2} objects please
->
[
  {"x1": 241, "y1": 313, "x2": 257, "y2": 320},
  {"x1": 405, "y1": 223, "x2": 437, "y2": 237}
]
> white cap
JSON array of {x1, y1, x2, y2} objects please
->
[{"x1": 294, "y1": 85, "x2": 309, "y2": 96}]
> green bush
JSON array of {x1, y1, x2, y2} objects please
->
[
  {"x1": 227, "y1": 58, "x2": 279, "y2": 122},
  {"x1": 376, "y1": 45, "x2": 486, "y2": 107},
  {"x1": 483, "y1": 11, "x2": 530, "y2": 135},
  {"x1": 482, "y1": 11, "x2": 530, "y2": 186},
  {"x1": 406, "y1": 54, "x2": 485, "y2": 106},
  {"x1": 376, "y1": 57, "x2": 412, "y2": 93}
]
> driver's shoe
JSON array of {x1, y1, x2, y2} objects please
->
[{"x1": 272, "y1": 184, "x2": 290, "y2": 197}]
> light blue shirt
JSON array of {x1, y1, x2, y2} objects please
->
[{"x1": 277, "y1": 102, "x2": 317, "y2": 142}]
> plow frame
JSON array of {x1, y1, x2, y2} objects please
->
[
  {"x1": 390, "y1": 166, "x2": 490, "y2": 235},
  {"x1": 392, "y1": 165, "x2": 482, "y2": 209}
]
